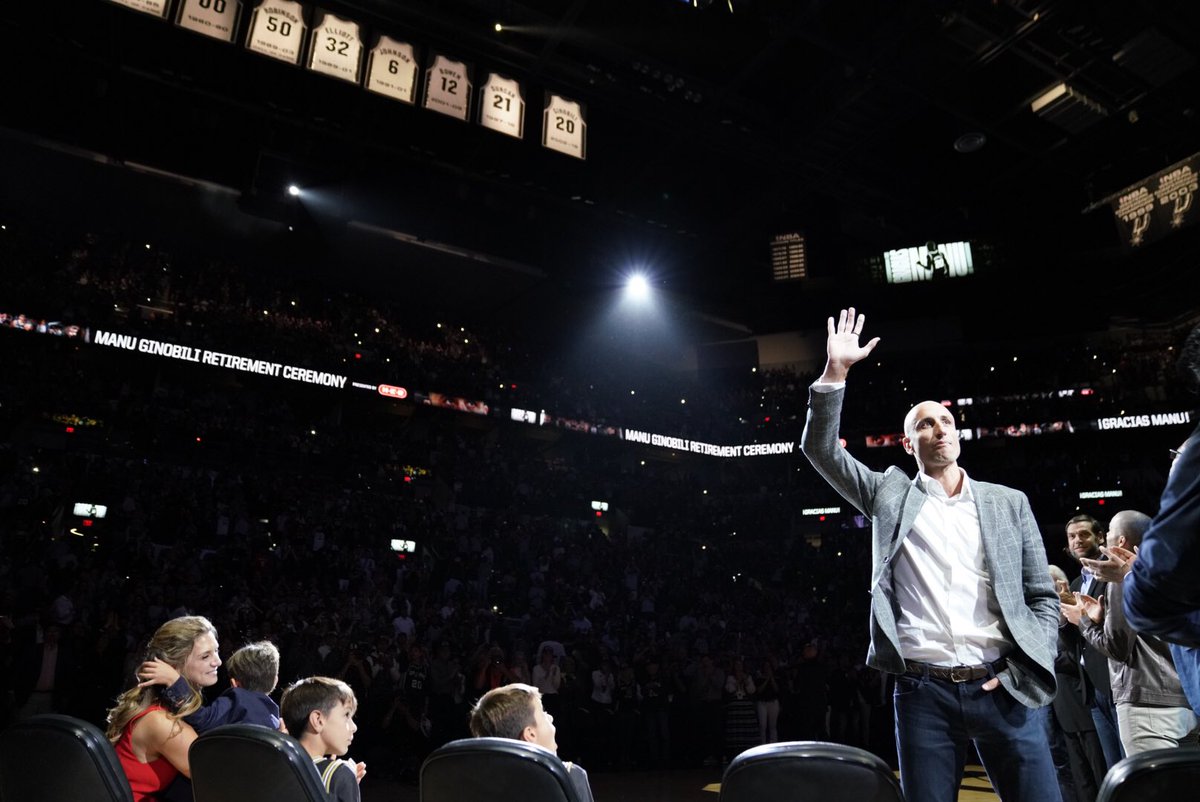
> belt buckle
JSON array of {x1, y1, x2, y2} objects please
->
[{"x1": 949, "y1": 666, "x2": 971, "y2": 683}]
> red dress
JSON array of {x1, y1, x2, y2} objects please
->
[{"x1": 115, "y1": 705, "x2": 181, "y2": 801}]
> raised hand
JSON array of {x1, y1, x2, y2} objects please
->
[{"x1": 820, "y1": 307, "x2": 881, "y2": 383}]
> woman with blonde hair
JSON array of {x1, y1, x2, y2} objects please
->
[{"x1": 106, "y1": 616, "x2": 221, "y2": 801}]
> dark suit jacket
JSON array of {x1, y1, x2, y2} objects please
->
[
  {"x1": 801, "y1": 385, "x2": 1059, "y2": 708},
  {"x1": 1070, "y1": 572, "x2": 1113, "y2": 699},
  {"x1": 1052, "y1": 624, "x2": 1099, "y2": 732},
  {"x1": 1125, "y1": 424, "x2": 1200, "y2": 645},
  {"x1": 1125, "y1": 424, "x2": 1200, "y2": 716}
]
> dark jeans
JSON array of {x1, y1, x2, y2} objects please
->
[
  {"x1": 1090, "y1": 690, "x2": 1125, "y2": 768},
  {"x1": 1040, "y1": 706, "x2": 1078, "y2": 802},
  {"x1": 894, "y1": 671, "x2": 1061, "y2": 802}
]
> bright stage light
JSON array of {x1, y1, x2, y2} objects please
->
[
  {"x1": 626, "y1": 273, "x2": 650, "y2": 301},
  {"x1": 287, "y1": 185, "x2": 301, "y2": 197}
]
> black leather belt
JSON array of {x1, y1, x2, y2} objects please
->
[{"x1": 904, "y1": 659, "x2": 1005, "y2": 683}]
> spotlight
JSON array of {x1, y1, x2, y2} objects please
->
[
  {"x1": 287, "y1": 185, "x2": 300, "y2": 197},
  {"x1": 626, "y1": 273, "x2": 650, "y2": 301}
]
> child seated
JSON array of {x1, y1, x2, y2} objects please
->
[
  {"x1": 281, "y1": 676, "x2": 366, "y2": 802},
  {"x1": 469, "y1": 682, "x2": 595, "y2": 802},
  {"x1": 140, "y1": 640, "x2": 281, "y2": 732}
]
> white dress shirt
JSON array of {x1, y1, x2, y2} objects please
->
[{"x1": 894, "y1": 471, "x2": 1011, "y2": 665}]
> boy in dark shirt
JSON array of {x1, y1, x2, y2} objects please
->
[{"x1": 141, "y1": 640, "x2": 282, "y2": 731}]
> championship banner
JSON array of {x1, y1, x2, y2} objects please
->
[{"x1": 1110, "y1": 152, "x2": 1199, "y2": 249}]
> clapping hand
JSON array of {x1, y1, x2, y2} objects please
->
[
  {"x1": 1061, "y1": 594, "x2": 1087, "y2": 625},
  {"x1": 1079, "y1": 545, "x2": 1138, "y2": 583},
  {"x1": 1055, "y1": 579, "x2": 1077, "y2": 605},
  {"x1": 1077, "y1": 593, "x2": 1104, "y2": 624}
]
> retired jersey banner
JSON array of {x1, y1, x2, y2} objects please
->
[
  {"x1": 247, "y1": 0, "x2": 307, "y2": 65},
  {"x1": 423, "y1": 54, "x2": 471, "y2": 121},
  {"x1": 307, "y1": 11, "x2": 363, "y2": 83},
  {"x1": 1110, "y1": 152, "x2": 1199, "y2": 249},
  {"x1": 176, "y1": 0, "x2": 241, "y2": 42},
  {"x1": 478, "y1": 73, "x2": 524, "y2": 139},
  {"x1": 542, "y1": 93, "x2": 586, "y2": 160},
  {"x1": 366, "y1": 35, "x2": 418, "y2": 103},
  {"x1": 109, "y1": 0, "x2": 170, "y2": 18}
]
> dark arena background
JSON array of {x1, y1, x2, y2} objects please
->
[{"x1": 2, "y1": 1, "x2": 1199, "y2": 801}]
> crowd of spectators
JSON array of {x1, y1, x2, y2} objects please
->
[{"x1": 2, "y1": 214, "x2": 1197, "y2": 779}]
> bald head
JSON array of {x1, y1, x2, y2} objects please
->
[
  {"x1": 903, "y1": 401, "x2": 943, "y2": 437},
  {"x1": 901, "y1": 400, "x2": 960, "y2": 473},
  {"x1": 1107, "y1": 509, "x2": 1152, "y2": 550}
]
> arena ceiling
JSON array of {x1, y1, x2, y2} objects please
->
[{"x1": 2, "y1": 0, "x2": 1199, "y2": 339}]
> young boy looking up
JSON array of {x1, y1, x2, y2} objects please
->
[
  {"x1": 281, "y1": 676, "x2": 365, "y2": 802},
  {"x1": 468, "y1": 682, "x2": 594, "y2": 802}
]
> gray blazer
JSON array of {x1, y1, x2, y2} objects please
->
[{"x1": 801, "y1": 385, "x2": 1059, "y2": 708}]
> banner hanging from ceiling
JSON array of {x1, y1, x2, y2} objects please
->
[{"x1": 1110, "y1": 152, "x2": 1199, "y2": 250}]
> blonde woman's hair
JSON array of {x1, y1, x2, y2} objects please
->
[{"x1": 105, "y1": 615, "x2": 217, "y2": 742}]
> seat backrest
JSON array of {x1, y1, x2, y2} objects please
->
[
  {"x1": 1096, "y1": 746, "x2": 1200, "y2": 802},
  {"x1": 719, "y1": 741, "x2": 905, "y2": 802},
  {"x1": 0, "y1": 713, "x2": 134, "y2": 802},
  {"x1": 420, "y1": 737, "x2": 584, "y2": 802},
  {"x1": 189, "y1": 724, "x2": 328, "y2": 802}
]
